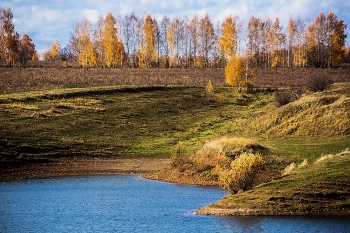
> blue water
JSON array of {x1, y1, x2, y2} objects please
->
[{"x1": 0, "y1": 175, "x2": 349, "y2": 233}]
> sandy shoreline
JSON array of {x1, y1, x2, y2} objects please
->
[{"x1": 0, "y1": 157, "x2": 171, "y2": 182}]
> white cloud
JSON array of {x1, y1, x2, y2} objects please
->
[
  {"x1": 241, "y1": 5, "x2": 248, "y2": 13},
  {"x1": 82, "y1": 9, "x2": 100, "y2": 23},
  {"x1": 43, "y1": 9, "x2": 62, "y2": 22}
]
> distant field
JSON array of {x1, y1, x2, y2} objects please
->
[{"x1": 1, "y1": 61, "x2": 350, "y2": 94}]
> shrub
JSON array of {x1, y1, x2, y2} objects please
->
[
  {"x1": 206, "y1": 80, "x2": 214, "y2": 100},
  {"x1": 216, "y1": 152, "x2": 265, "y2": 194},
  {"x1": 305, "y1": 73, "x2": 333, "y2": 92},
  {"x1": 274, "y1": 89, "x2": 301, "y2": 107},
  {"x1": 170, "y1": 154, "x2": 193, "y2": 172}
]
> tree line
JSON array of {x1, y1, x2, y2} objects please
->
[
  {"x1": 0, "y1": 5, "x2": 348, "y2": 71},
  {"x1": 43, "y1": 11, "x2": 347, "y2": 70}
]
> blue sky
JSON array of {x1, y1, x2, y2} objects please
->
[{"x1": 2, "y1": 0, "x2": 350, "y2": 53}]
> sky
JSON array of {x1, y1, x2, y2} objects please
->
[{"x1": 2, "y1": 0, "x2": 350, "y2": 53}]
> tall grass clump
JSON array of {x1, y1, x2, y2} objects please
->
[
  {"x1": 282, "y1": 162, "x2": 295, "y2": 176},
  {"x1": 314, "y1": 148, "x2": 350, "y2": 164},
  {"x1": 215, "y1": 152, "x2": 265, "y2": 194},
  {"x1": 194, "y1": 137, "x2": 265, "y2": 161},
  {"x1": 298, "y1": 159, "x2": 308, "y2": 168}
]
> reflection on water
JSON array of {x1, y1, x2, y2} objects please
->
[{"x1": 1, "y1": 175, "x2": 349, "y2": 233}]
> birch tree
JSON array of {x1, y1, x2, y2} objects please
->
[
  {"x1": 77, "y1": 16, "x2": 93, "y2": 67},
  {"x1": 218, "y1": 15, "x2": 240, "y2": 61},
  {"x1": 138, "y1": 14, "x2": 158, "y2": 68},
  {"x1": 103, "y1": 12, "x2": 125, "y2": 68},
  {"x1": 199, "y1": 13, "x2": 216, "y2": 67}
]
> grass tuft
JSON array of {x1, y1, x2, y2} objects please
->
[
  {"x1": 282, "y1": 162, "x2": 295, "y2": 176},
  {"x1": 194, "y1": 137, "x2": 265, "y2": 161},
  {"x1": 298, "y1": 158, "x2": 308, "y2": 168}
]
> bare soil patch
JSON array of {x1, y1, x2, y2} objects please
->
[{"x1": 0, "y1": 157, "x2": 170, "y2": 181}]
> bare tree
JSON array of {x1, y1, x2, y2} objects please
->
[{"x1": 199, "y1": 13, "x2": 216, "y2": 67}]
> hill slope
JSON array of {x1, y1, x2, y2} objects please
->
[
  {"x1": 246, "y1": 83, "x2": 350, "y2": 137},
  {"x1": 197, "y1": 148, "x2": 350, "y2": 216}
]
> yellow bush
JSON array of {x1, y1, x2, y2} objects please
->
[{"x1": 216, "y1": 152, "x2": 265, "y2": 194}]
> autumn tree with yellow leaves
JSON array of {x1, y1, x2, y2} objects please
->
[
  {"x1": 189, "y1": 15, "x2": 200, "y2": 67},
  {"x1": 77, "y1": 16, "x2": 96, "y2": 67},
  {"x1": 306, "y1": 11, "x2": 347, "y2": 67},
  {"x1": 225, "y1": 51, "x2": 257, "y2": 92},
  {"x1": 43, "y1": 40, "x2": 61, "y2": 61},
  {"x1": 138, "y1": 14, "x2": 158, "y2": 68},
  {"x1": 103, "y1": 12, "x2": 120, "y2": 68},
  {"x1": 270, "y1": 17, "x2": 286, "y2": 68},
  {"x1": 218, "y1": 15, "x2": 240, "y2": 61},
  {"x1": 327, "y1": 12, "x2": 347, "y2": 66}
]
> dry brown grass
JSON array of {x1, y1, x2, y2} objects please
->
[
  {"x1": 1, "y1": 61, "x2": 350, "y2": 94},
  {"x1": 0, "y1": 65, "x2": 226, "y2": 94},
  {"x1": 246, "y1": 83, "x2": 350, "y2": 137},
  {"x1": 314, "y1": 148, "x2": 350, "y2": 164},
  {"x1": 282, "y1": 162, "x2": 296, "y2": 176},
  {"x1": 193, "y1": 137, "x2": 265, "y2": 160}
]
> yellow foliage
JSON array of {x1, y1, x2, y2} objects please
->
[
  {"x1": 216, "y1": 152, "x2": 265, "y2": 194},
  {"x1": 218, "y1": 15, "x2": 238, "y2": 60},
  {"x1": 138, "y1": 14, "x2": 158, "y2": 68},
  {"x1": 31, "y1": 52, "x2": 39, "y2": 61},
  {"x1": 103, "y1": 12, "x2": 124, "y2": 68},
  {"x1": 166, "y1": 26, "x2": 176, "y2": 67},
  {"x1": 51, "y1": 40, "x2": 61, "y2": 61},
  {"x1": 206, "y1": 80, "x2": 214, "y2": 98},
  {"x1": 330, "y1": 15, "x2": 347, "y2": 66},
  {"x1": 225, "y1": 54, "x2": 246, "y2": 87},
  {"x1": 195, "y1": 56, "x2": 205, "y2": 68},
  {"x1": 87, "y1": 39, "x2": 96, "y2": 67}
]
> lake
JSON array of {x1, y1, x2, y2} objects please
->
[{"x1": 1, "y1": 175, "x2": 349, "y2": 233}]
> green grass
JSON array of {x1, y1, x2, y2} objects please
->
[
  {"x1": 1, "y1": 82, "x2": 349, "y2": 175},
  {"x1": 259, "y1": 148, "x2": 350, "y2": 190},
  {"x1": 0, "y1": 86, "x2": 274, "y2": 160},
  {"x1": 197, "y1": 148, "x2": 350, "y2": 215}
]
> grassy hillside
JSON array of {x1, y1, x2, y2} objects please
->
[
  {"x1": 245, "y1": 82, "x2": 350, "y2": 137},
  {"x1": 193, "y1": 83, "x2": 350, "y2": 215},
  {"x1": 0, "y1": 85, "x2": 273, "y2": 161},
  {"x1": 197, "y1": 148, "x2": 350, "y2": 216}
]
